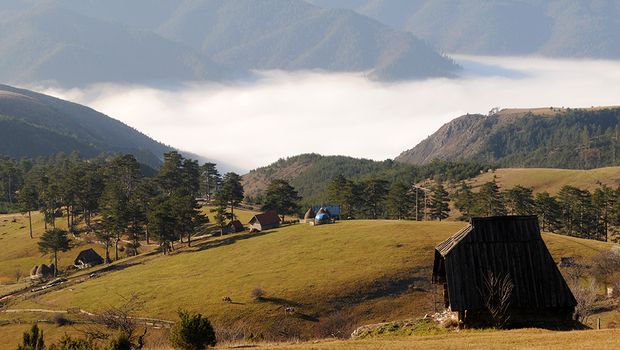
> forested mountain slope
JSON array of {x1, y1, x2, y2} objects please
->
[
  {"x1": 396, "y1": 107, "x2": 620, "y2": 169},
  {"x1": 0, "y1": 84, "x2": 172, "y2": 167},
  {"x1": 308, "y1": 0, "x2": 620, "y2": 58}
]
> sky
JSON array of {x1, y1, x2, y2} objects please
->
[{"x1": 41, "y1": 55, "x2": 620, "y2": 172}]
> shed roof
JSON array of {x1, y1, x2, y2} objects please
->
[
  {"x1": 304, "y1": 208, "x2": 316, "y2": 220},
  {"x1": 228, "y1": 220, "x2": 244, "y2": 231},
  {"x1": 74, "y1": 248, "x2": 104, "y2": 265},
  {"x1": 433, "y1": 216, "x2": 576, "y2": 312},
  {"x1": 249, "y1": 210, "x2": 280, "y2": 226}
]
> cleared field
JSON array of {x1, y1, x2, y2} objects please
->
[
  {"x1": 0, "y1": 212, "x2": 106, "y2": 284},
  {"x1": 3, "y1": 219, "x2": 618, "y2": 344},
  {"x1": 470, "y1": 167, "x2": 620, "y2": 193}
]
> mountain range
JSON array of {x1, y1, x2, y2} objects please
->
[
  {"x1": 308, "y1": 0, "x2": 620, "y2": 58},
  {"x1": 0, "y1": 0, "x2": 458, "y2": 86}
]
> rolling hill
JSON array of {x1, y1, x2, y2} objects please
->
[
  {"x1": 0, "y1": 0, "x2": 458, "y2": 86},
  {"x1": 308, "y1": 0, "x2": 620, "y2": 58},
  {"x1": 2, "y1": 220, "x2": 616, "y2": 345},
  {"x1": 0, "y1": 84, "x2": 172, "y2": 168},
  {"x1": 395, "y1": 107, "x2": 620, "y2": 169}
]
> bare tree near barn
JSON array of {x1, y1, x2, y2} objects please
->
[{"x1": 478, "y1": 271, "x2": 514, "y2": 328}]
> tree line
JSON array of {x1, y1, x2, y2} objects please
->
[
  {"x1": 453, "y1": 178, "x2": 620, "y2": 242},
  {"x1": 1, "y1": 151, "x2": 246, "y2": 269}
]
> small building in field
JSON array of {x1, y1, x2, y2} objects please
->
[
  {"x1": 432, "y1": 216, "x2": 576, "y2": 327},
  {"x1": 225, "y1": 220, "x2": 245, "y2": 234},
  {"x1": 311, "y1": 205, "x2": 341, "y2": 220},
  {"x1": 313, "y1": 207, "x2": 333, "y2": 225},
  {"x1": 248, "y1": 211, "x2": 280, "y2": 231},
  {"x1": 301, "y1": 208, "x2": 316, "y2": 224},
  {"x1": 74, "y1": 248, "x2": 105, "y2": 269}
]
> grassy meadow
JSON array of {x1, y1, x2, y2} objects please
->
[
  {"x1": 0, "y1": 212, "x2": 106, "y2": 285},
  {"x1": 3, "y1": 219, "x2": 619, "y2": 346},
  {"x1": 470, "y1": 167, "x2": 620, "y2": 193}
]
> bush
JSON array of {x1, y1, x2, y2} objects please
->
[
  {"x1": 48, "y1": 335, "x2": 95, "y2": 350},
  {"x1": 105, "y1": 332, "x2": 132, "y2": 350},
  {"x1": 169, "y1": 309, "x2": 216, "y2": 349},
  {"x1": 251, "y1": 287, "x2": 265, "y2": 301},
  {"x1": 17, "y1": 324, "x2": 45, "y2": 350},
  {"x1": 52, "y1": 313, "x2": 70, "y2": 326}
]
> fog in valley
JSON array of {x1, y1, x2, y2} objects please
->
[{"x1": 41, "y1": 56, "x2": 620, "y2": 171}]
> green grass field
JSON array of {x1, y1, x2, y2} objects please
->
[
  {"x1": 3, "y1": 219, "x2": 618, "y2": 346},
  {"x1": 0, "y1": 212, "x2": 106, "y2": 284},
  {"x1": 471, "y1": 167, "x2": 620, "y2": 193}
]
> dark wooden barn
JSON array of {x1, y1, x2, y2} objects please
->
[
  {"x1": 248, "y1": 211, "x2": 280, "y2": 231},
  {"x1": 225, "y1": 220, "x2": 245, "y2": 234},
  {"x1": 74, "y1": 248, "x2": 105, "y2": 269},
  {"x1": 432, "y1": 216, "x2": 576, "y2": 327}
]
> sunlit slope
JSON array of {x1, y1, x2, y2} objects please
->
[
  {"x1": 9, "y1": 220, "x2": 616, "y2": 339},
  {"x1": 0, "y1": 212, "x2": 106, "y2": 285},
  {"x1": 471, "y1": 167, "x2": 620, "y2": 193}
]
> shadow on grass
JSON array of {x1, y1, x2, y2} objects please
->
[
  {"x1": 261, "y1": 296, "x2": 304, "y2": 307},
  {"x1": 195, "y1": 230, "x2": 278, "y2": 252}
]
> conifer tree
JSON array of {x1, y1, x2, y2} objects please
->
[{"x1": 429, "y1": 181, "x2": 450, "y2": 221}]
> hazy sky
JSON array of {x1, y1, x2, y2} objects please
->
[{"x1": 41, "y1": 56, "x2": 620, "y2": 172}]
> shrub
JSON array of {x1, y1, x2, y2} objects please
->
[
  {"x1": 52, "y1": 313, "x2": 70, "y2": 326},
  {"x1": 169, "y1": 309, "x2": 216, "y2": 349},
  {"x1": 251, "y1": 287, "x2": 265, "y2": 301},
  {"x1": 48, "y1": 335, "x2": 95, "y2": 350},
  {"x1": 105, "y1": 332, "x2": 132, "y2": 350},
  {"x1": 17, "y1": 324, "x2": 45, "y2": 350}
]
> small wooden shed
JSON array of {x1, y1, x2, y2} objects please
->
[
  {"x1": 225, "y1": 220, "x2": 245, "y2": 234},
  {"x1": 74, "y1": 248, "x2": 105, "y2": 269},
  {"x1": 249, "y1": 211, "x2": 280, "y2": 231},
  {"x1": 432, "y1": 216, "x2": 576, "y2": 327}
]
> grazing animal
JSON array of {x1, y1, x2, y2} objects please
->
[{"x1": 222, "y1": 296, "x2": 232, "y2": 303}]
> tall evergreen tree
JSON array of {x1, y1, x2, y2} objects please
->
[
  {"x1": 452, "y1": 181, "x2": 475, "y2": 220},
  {"x1": 534, "y1": 192, "x2": 562, "y2": 232},
  {"x1": 505, "y1": 185, "x2": 535, "y2": 215},
  {"x1": 476, "y1": 179, "x2": 506, "y2": 216},
  {"x1": 386, "y1": 182, "x2": 412, "y2": 220},
  {"x1": 18, "y1": 176, "x2": 39, "y2": 239},
  {"x1": 429, "y1": 181, "x2": 450, "y2": 221},
  {"x1": 220, "y1": 172, "x2": 244, "y2": 219},
  {"x1": 261, "y1": 179, "x2": 301, "y2": 222},
  {"x1": 363, "y1": 178, "x2": 389, "y2": 219},
  {"x1": 38, "y1": 228, "x2": 71, "y2": 276}
]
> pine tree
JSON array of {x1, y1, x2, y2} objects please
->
[
  {"x1": 534, "y1": 192, "x2": 562, "y2": 232},
  {"x1": 386, "y1": 182, "x2": 412, "y2": 220},
  {"x1": 505, "y1": 185, "x2": 535, "y2": 215},
  {"x1": 429, "y1": 181, "x2": 450, "y2": 221},
  {"x1": 476, "y1": 179, "x2": 506, "y2": 216},
  {"x1": 261, "y1": 179, "x2": 301, "y2": 222},
  {"x1": 220, "y1": 173, "x2": 244, "y2": 219},
  {"x1": 38, "y1": 228, "x2": 71, "y2": 276},
  {"x1": 363, "y1": 179, "x2": 389, "y2": 219},
  {"x1": 452, "y1": 181, "x2": 475, "y2": 220}
]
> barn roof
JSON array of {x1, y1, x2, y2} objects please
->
[
  {"x1": 249, "y1": 211, "x2": 280, "y2": 226},
  {"x1": 74, "y1": 248, "x2": 104, "y2": 265},
  {"x1": 433, "y1": 216, "x2": 576, "y2": 312},
  {"x1": 228, "y1": 220, "x2": 244, "y2": 230}
]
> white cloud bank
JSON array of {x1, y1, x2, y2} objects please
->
[{"x1": 41, "y1": 56, "x2": 620, "y2": 172}]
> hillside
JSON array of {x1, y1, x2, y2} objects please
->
[
  {"x1": 396, "y1": 107, "x2": 620, "y2": 169},
  {"x1": 1, "y1": 0, "x2": 459, "y2": 85},
  {"x1": 308, "y1": 0, "x2": 620, "y2": 58},
  {"x1": 0, "y1": 84, "x2": 172, "y2": 168},
  {"x1": 242, "y1": 154, "x2": 406, "y2": 204},
  {"x1": 2, "y1": 220, "x2": 617, "y2": 345},
  {"x1": 469, "y1": 167, "x2": 620, "y2": 194},
  {"x1": 0, "y1": 2, "x2": 230, "y2": 87}
]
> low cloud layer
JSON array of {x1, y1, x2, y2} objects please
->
[{"x1": 41, "y1": 56, "x2": 620, "y2": 172}]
